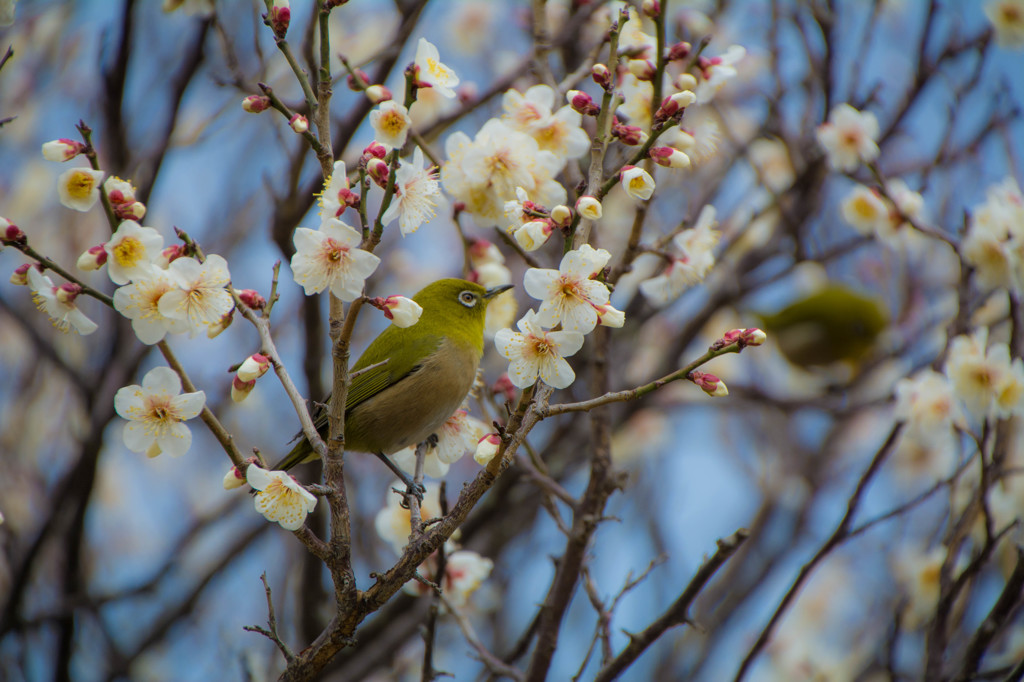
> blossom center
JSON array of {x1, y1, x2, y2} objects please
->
[
  {"x1": 114, "y1": 236, "x2": 145, "y2": 267},
  {"x1": 67, "y1": 171, "x2": 96, "y2": 199},
  {"x1": 323, "y1": 237, "x2": 348, "y2": 263}
]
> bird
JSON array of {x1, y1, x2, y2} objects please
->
[
  {"x1": 756, "y1": 283, "x2": 889, "y2": 368},
  {"x1": 271, "y1": 278, "x2": 513, "y2": 496}
]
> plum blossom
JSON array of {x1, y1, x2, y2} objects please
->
[
  {"x1": 114, "y1": 366, "x2": 206, "y2": 458},
  {"x1": 639, "y1": 205, "x2": 719, "y2": 307},
  {"x1": 247, "y1": 465, "x2": 318, "y2": 531},
  {"x1": 381, "y1": 147, "x2": 441, "y2": 235},
  {"x1": 113, "y1": 264, "x2": 190, "y2": 344},
  {"x1": 391, "y1": 408, "x2": 488, "y2": 478},
  {"x1": 57, "y1": 167, "x2": 105, "y2": 212},
  {"x1": 158, "y1": 254, "x2": 234, "y2": 336},
  {"x1": 104, "y1": 221, "x2": 164, "y2": 285},
  {"x1": 816, "y1": 104, "x2": 880, "y2": 172},
  {"x1": 370, "y1": 100, "x2": 412, "y2": 149},
  {"x1": 494, "y1": 310, "x2": 585, "y2": 389},
  {"x1": 502, "y1": 84, "x2": 589, "y2": 162},
  {"x1": 524, "y1": 243, "x2": 614, "y2": 333},
  {"x1": 27, "y1": 268, "x2": 98, "y2": 335},
  {"x1": 413, "y1": 38, "x2": 459, "y2": 98},
  {"x1": 290, "y1": 218, "x2": 381, "y2": 300}
]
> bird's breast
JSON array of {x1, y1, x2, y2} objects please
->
[{"x1": 345, "y1": 337, "x2": 482, "y2": 455}]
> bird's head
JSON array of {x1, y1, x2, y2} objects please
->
[{"x1": 412, "y1": 278, "x2": 514, "y2": 345}]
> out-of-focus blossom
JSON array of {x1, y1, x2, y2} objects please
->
[
  {"x1": 695, "y1": 45, "x2": 745, "y2": 104},
  {"x1": 816, "y1": 103, "x2": 880, "y2": 172},
  {"x1": 985, "y1": 0, "x2": 1024, "y2": 48},
  {"x1": 945, "y1": 328, "x2": 1024, "y2": 422},
  {"x1": 893, "y1": 545, "x2": 947, "y2": 629},
  {"x1": 474, "y1": 433, "x2": 501, "y2": 466},
  {"x1": 114, "y1": 366, "x2": 206, "y2": 458},
  {"x1": 27, "y1": 268, "x2": 98, "y2": 335},
  {"x1": 375, "y1": 484, "x2": 444, "y2": 554},
  {"x1": 502, "y1": 84, "x2": 589, "y2": 162},
  {"x1": 748, "y1": 138, "x2": 795, "y2": 193},
  {"x1": 639, "y1": 205, "x2": 719, "y2": 306},
  {"x1": 962, "y1": 177, "x2": 1024, "y2": 293},
  {"x1": 391, "y1": 408, "x2": 488, "y2": 478},
  {"x1": 57, "y1": 167, "x2": 105, "y2": 212}
]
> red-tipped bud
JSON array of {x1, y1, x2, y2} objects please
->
[
  {"x1": 474, "y1": 433, "x2": 502, "y2": 466},
  {"x1": 288, "y1": 114, "x2": 308, "y2": 134},
  {"x1": 114, "y1": 201, "x2": 147, "y2": 221},
  {"x1": 242, "y1": 95, "x2": 272, "y2": 113},
  {"x1": 346, "y1": 69, "x2": 370, "y2": 91},
  {"x1": 77, "y1": 244, "x2": 108, "y2": 271},
  {"x1": 668, "y1": 41, "x2": 692, "y2": 61},
  {"x1": 156, "y1": 244, "x2": 186, "y2": 267},
  {"x1": 268, "y1": 0, "x2": 290, "y2": 37},
  {"x1": 366, "y1": 158, "x2": 389, "y2": 187},
  {"x1": 591, "y1": 63, "x2": 612, "y2": 88},
  {"x1": 612, "y1": 119, "x2": 645, "y2": 146},
  {"x1": 649, "y1": 146, "x2": 691, "y2": 169},
  {"x1": 237, "y1": 289, "x2": 267, "y2": 310},
  {"x1": 627, "y1": 59, "x2": 657, "y2": 81},
  {"x1": 550, "y1": 204, "x2": 572, "y2": 226},
  {"x1": 231, "y1": 375, "x2": 256, "y2": 403},
  {"x1": 362, "y1": 141, "x2": 388, "y2": 161},
  {"x1": 641, "y1": 0, "x2": 660, "y2": 17},
  {"x1": 364, "y1": 84, "x2": 392, "y2": 103},
  {"x1": 492, "y1": 374, "x2": 517, "y2": 403},
  {"x1": 718, "y1": 327, "x2": 767, "y2": 350},
  {"x1": 567, "y1": 89, "x2": 600, "y2": 116},
  {"x1": 41, "y1": 139, "x2": 87, "y2": 162},
  {"x1": 3, "y1": 222, "x2": 26, "y2": 245},
  {"x1": 690, "y1": 370, "x2": 728, "y2": 397},
  {"x1": 10, "y1": 263, "x2": 35, "y2": 285},
  {"x1": 237, "y1": 353, "x2": 271, "y2": 382},
  {"x1": 55, "y1": 282, "x2": 83, "y2": 306},
  {"x1": 469, "y1": 239, "x2": 504, "y2": 266},
  {"x1": 457, "y1": 83, "x2": 478, "y2": 104}
]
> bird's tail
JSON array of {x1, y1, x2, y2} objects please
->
[{"x1": 269, "y1": 436, "x2": 315, "y2": 472}]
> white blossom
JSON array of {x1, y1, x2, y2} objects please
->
[
  {"x1": 290, "y1": 218, "x2": 381, "y2": 300},
  {"x1": 494, "y1": 310, "x2": 584, "y2": 389},
  {"x1": 114, "y1": 366, "x2": 205, "y2": 458},
  {"x1": 113, "y1": 264, "x2": 190, "y2": 344},
  {"x1": 158, "y1": 254, "x2": 234, "y2": 336},
  {"x1": 816, "y1": 104, "x2": 880, "y2": 172},
  {"x1": 57, "y1": 167, "x2": 105, "y2": 212},
  {"x1": 381, "y1": 147, "x2": 441, "y2": 235},
  {"x1": 247, "y1": 465, "x2": 318, "y2": 531},
  {"x1": 414, "y1": 38, "x2": 459, "y2": 98},
  {"x1": 524, "y1": 243, "x2": 613, "y2": 333},
  {"x1": 27, "y1": 268, "x2": 98, "y2": 335},
  {"x1": 104, "y1": 221, "x2": 164, "y2": 285}
]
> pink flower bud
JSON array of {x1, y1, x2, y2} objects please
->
[
  {"x1": 366, "y1": 158, "x2": 389, "y2": 187},
  {"x1": 690, "y1": 370, "x2": 728, "y2": 397},
  {"x1": 627, "y1": 59, "x2": 657, "y2": 81},
  {"x1": 720, "y1": 327, "x2": 767, "y2": 349},
  {"x1": 514, "y1": 219, "x2": 554, "y2": 251},
  {"x1": 55, "y1": 282, "x2": 82, "y2": 306},
  {"x1": 77, "y1": 244, "x2": 108, "y2": 271},
  {"x1": 207, "y1": 310, "x2": 234, "y2": 338},
  {"x1": 268, "y1": 0, "x2": 290, "y2": 37},
  {"x1": 364, "y1": 84, "x2": 392, "y2": 103},
  {"x1": 567, "y1": 89, "x2": 600, "y2": 116},
  {"x1": 591, "y1": 63, "x2": 612, "y2": 88},
  {"x1": 41, "y1": 139, "x2": 86, "y2": 162},
  {"x1": 457, "y1": 83, "x2": 478, "y2": 104},
  {"x1": 362, "y1": 141, "x2": 388, "y2": 160},
  {"x1": 668, "y1": 41, "x2": 692, "y2": 61},
  {"x1": 10, "y1": 263, "x2": 36, "y2": 285},
  {"x1": 231, "y1": 375, "x2": 256, "y2": 403},
  {"x1": 237, "y1": 289, "x2": 267, "y2": 310},
  {"x1": 374, "y1": 295, "x2": 423, "y2": 328},
  {"x1": 242, "y1": 95, "x2": 271, "y2": 113},
  {"x1": 642, "y1": 0, "x2": 660, "y2": 17},
  {"x1": 492, "y1": 374, "x2": 517, "y2": 402},
  {"x1": 575, "y1": 195, "x2": 602, "y2": 220},
  {"x1": 649, "y1": 146, "x2": 691, "y2": 169},
  {"x1": 114, "y1": 201, "x2": 147, "y2": 221},
  {"x1": 469, "y1": 239, "x2": 504, "y2": 266},
  {"x1": 346, "y1": 69, "x2": 369, "y2": 91},
  {"x1": 223, "y1": 464, "x2": 247, "y2": 490},
  {"x1": 3, "y1": 222, "x2": 26, "y2": 245},
  {"x1": 288, "y1": 114, "x2": 308, "y2": 134},
  {"x1": 156, "y1": 244, "x2": 186, "y2": 267},
  {"x1": 237, "y1": 353, "x2": 271, "y2": 382},
  {"x1": 474, "y1": 433, "x2": 502, "y2": 466},
  {"x1": 550, "y1": 204, "x2": 572, "y2": 226},
  {"x1": 612, "y1": 119, "x2": 644, "y2": 146}
]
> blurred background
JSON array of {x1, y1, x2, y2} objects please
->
[{"x1": 1, "y1": 0, "x2": 1023, "y2": 680}]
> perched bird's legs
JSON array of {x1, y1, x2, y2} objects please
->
[{"x1": 377, "y1": 451, "x2": 426, "y2": 502}]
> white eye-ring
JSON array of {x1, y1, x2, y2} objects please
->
[{"x1": 459, "y1": 291, "x2": 477, "y2": 307}]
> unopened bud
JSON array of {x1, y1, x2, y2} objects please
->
[
  {"x1": 346, "y1": 69, "x2": 369, "y2": 91},
  {"x1": 375, "y1": 295, "x2": 423, "y2": 328},
  {"x1": 594, "y1": 302, "x2": 625, "y2": 328},
  {"x1": 474, "y1": 433, "x2": 502, "y2": 466},
  {"x1": 77, "y1": 244, "x2": 108, "y2": 271},
  {"x1": 641, "y1": 0, "x2": 660, "y2": 17},
  {"x1": 237, "y1": 353, "x2": 271, "y2": 382},
  {"x1": 690, "y1": 370, "x2": 728, "y2": 397},
  {"x1": 612, "y1": 119, "x2": 645, "y2": 146},
  {"x1": 41, "y1": 139, "x2": 86, "y2": 162},
  {"x1": 231, "y1": 375, "x2": 256, "y2": 403},
  {"x1": 492, "y1": 373, "x2": 517, "y2": 402},
  {"x1": 207, "y1": 310, "x2": 234, "y2": 338},
  {"x1": 237, "y1": 289, "x2": 267, "y2": 310},
  {"x1": 366, "y1": 158, "x2": 389, "y2": 187},
  {"x1": 649, "y1": 146, "x2": 691, "y2": 169},
  {"x1": 627, "y1": 59, "x2": 657, "y2": 81},
  {"x1": 469, "y1": 239, "x2": 504, "y2": 267},
  {"x1": 10, "y1": 263, "x2": 34, "y2": 285},
  {"x1": 668, "y1": 41, "x2": 692, "y2": 61},
  {"x1": 362, "y1": 141, "x2": 388, "y2": 160},
  {"x1": 223, "y1": 464, "x2": 247, "y2": 490},
  {"x1": 156, "y1": 244, "x2": 186, "y2": 267},
  {"x1": 550, "y1": 204, "x2": 572, "y2": 226},
  {"x1": 514, "y1": 219, "x2": 554, "y2": 251},
  {"x1": 3, "y1": 222, "x2": 26, "y2": 245},
  {"x1": 268, "y1": 0, "x2": 290, "y2": 37},
  {"x1": 457, "y1": 83, "x2": 478, "y2": 104},
  {"x1": 288, "y1": 114, "x2": 308, "y2": 134},
  {"x1": 575, "y1": 195, "x2": 602, "y2": 220},
  {"x1": 55, "y1": 282, "x2": 82, "y2": 306},
  {"x1": 567, "y1": 89, "x2": 600, "y2": 116},
  {"x1": 676, "y1": 73, "x2": 698, "y2": 91},
  {"x1": 364, "y1": 84, "x2": 392, "y2": 103},
  {"x1": 720, "y1": 327, "x2": 767, "y2": 349},
  {"x1": 591, "y1": 63, "x2": 612, "y2": 88},
  {"x1": 114, "y1": 201, "x2": 147, "y2": 221},
  {"x1": 242, "y1": 95, "x2": 271, "y2": 113}
]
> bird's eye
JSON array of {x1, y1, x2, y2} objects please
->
[{"x1": 459, "y1": 291, "x2": 477, "y2": 307}]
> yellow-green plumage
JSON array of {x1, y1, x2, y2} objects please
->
[
  {"x1": 272, "y1": 278, "x2": 511, "y2": 473},
  {"x1": 757, "y1": 284, "x2": 889, "y2": 367}
]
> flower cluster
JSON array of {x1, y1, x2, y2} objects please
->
[
  {"x1": 961, "y1": 177, "x2": 1024, "y2": 294},
  {"x1": 639, "y1": 205, "x2": 720, "y2": 307}
]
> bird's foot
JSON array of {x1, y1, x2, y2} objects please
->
[{"x1": 374, "y1": 451, "x2": 426, "y2": 504}]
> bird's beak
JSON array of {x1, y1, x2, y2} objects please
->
[{"x1": 483, "y1": 284, "x2": 514, "y2": 299}]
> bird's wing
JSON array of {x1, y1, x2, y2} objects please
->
[{"x1": 345, "y1": 327, "x2": 444, "y2": 410}]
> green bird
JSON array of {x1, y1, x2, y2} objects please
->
[
  {"x1": 756, "y1": 283, "x2": 889, "y2": 368},
  {"x1": 272, "y1": 278, "x2": 513, "y2": 493}
]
